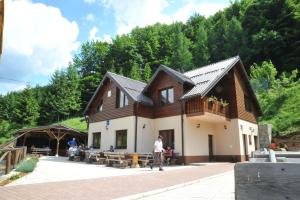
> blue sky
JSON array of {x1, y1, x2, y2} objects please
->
[{"x1": 0, "y1": 0, "x2": 230, "y2": 95}]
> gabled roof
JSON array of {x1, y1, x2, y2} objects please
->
[
  {"x1": 84, "y1": 72, "x2": 153, "y2": 115},
  {"x1": 142, "y1": 64, "x2": 195, "y2": 92},
  {"x1": 181, "y1": 56, "x2": 240, "y2": 99},
  {"x1": 84, "y1": 56, "x2": 261, "y2": 116}
]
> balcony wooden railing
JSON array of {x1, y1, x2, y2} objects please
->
[{"x1": 186, "y1": 97, "x2": 230, "y2": 118}]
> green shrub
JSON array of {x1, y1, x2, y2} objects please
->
[
  {"x1": 15, "y1": 157, "x2": 38, "y2": 173},
  {"x1": 9, "y1": 174, "x2": 21, "y2": 181}
]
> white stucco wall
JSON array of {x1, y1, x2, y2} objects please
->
[
  {"x1": 214, "y1": 119, "x2": 241, "y2": 155},
  {"x1": 88, "y1": 116, "x2": 135, "y2": 152},
  {"x1": 88, "y1": 115, "x2": 258, "y2": 157},
  {"x1": 237, "y1": 119, "x2": 258, "y2": 155},
  {"x1": 136, "y1": 117, "x2": 155, "y2": 153},
  {"x1": 184, "y1": 117, "x2": 216, "y2": 156}
]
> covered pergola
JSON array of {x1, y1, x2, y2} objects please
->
[{"x1": 13, "y1": 125, "x2": 87, "y2": 156}]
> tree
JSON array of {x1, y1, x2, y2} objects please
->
[
  {"x1": 250, "y1": 61, "x2": 278, "y2": 93},
  {"x1": 192, "y1": 25, "x2": 209, "y2": 67},
  {"x1": 15, "y1": 87, "x2": 40, "y2": 126},
  {"x1": 143, "y1": 63, "x2": 152, "y2": 81},
  {"x1": 169, "y1": 24, "x2": 193, "y2": 71},
  {"x1": 130, "y1": 62, "x2": 142, "y2": 80}
]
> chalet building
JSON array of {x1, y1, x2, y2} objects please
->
[{"x1": 84, "y1": 56, "x2": 262, "y2": 163}]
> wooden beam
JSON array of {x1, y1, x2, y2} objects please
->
[{"x1": 5, "y1": 151, "x2": 11, "y2": 174}]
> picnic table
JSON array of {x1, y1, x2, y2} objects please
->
[
  {"x1": 31, "y1": 147, "x2": 51, "y2": 155},
  {"x1": 127, "y1": 153, "x2": 141, "y2": 168}
]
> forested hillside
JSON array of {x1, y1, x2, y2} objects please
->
[{"x1": 0, "y1": 0, "x2": 299, "y2": 143}]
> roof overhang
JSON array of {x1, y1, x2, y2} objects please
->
[{"x1": 142, "y1": 64, "x2": 195, "y2": 93}]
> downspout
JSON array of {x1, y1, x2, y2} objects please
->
[
  {"x1": 181, "y1": 100, "x2": 185, "y2": 165},
  {"x1": 134, "y1": 103, "x2": 139, "y2": 153}
]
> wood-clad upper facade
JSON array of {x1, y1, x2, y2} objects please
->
[{"x1": 85, "y1": 56, "x2": 261, "y2": 124}]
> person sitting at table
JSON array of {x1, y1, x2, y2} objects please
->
[
  {"x1": 109, "y1": 145, "x2": 114, "y2": 152},
  {"x1": 165, "y1": 146, "x2": 173, "y2": 165},
  {"x1": 68, "y1": 138, "x2": 77, "y2": 147}
]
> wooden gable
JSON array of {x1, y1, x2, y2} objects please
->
[{"x1": 88, "y1": 78, "x2": 135, "y2": 123}]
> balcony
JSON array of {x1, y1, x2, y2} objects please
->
[{"x1": 186, "y1": 96, "x2": 230, "y2": 121}]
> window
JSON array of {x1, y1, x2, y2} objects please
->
[
  {"x1": 92, "y1": 132, "x2": 101, "y2": 149},
  {"x1": 248, "y1": 135, "x2": 252, "y2": 145},
  {"x1": 254, "y1": 136, "x2": 258, "y2": 150},
  {"x1": 116, "y1": 88, "x2": 129, "y2": 108},
  {"x1": 97, "y1": 99, "x2": 103, "y2": 112},
  {"x1": 159, "y1": 129, "x2": 174, "y2": 149},
  {"x1": 244, "y1": 95, "x2": 252, "y2": 112},
  {"x1": 160, "y1": 87, "x2": 174, "y2": 106},
  {"x1": 115, "y1": 130, "x2": 127, "y2": 149}
]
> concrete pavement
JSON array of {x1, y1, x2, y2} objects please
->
[{"x1": 0, "y1": 157, "x2": 234, "y2": 200}]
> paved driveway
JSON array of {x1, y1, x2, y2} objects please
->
[
  {"x1": 8, "y1": 156, "x2": 193, "y2": 186},
  {"x1": 0, "y1": 157, "x2": 234, "y2": 200}
]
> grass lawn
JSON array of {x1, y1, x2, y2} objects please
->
[{"x1": 57, "y1": 117, "x2": 87, "y2": 132}]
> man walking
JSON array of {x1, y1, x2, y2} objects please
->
[{"x1": 150, "y1": 135, "x2": 164, "y2": 171}]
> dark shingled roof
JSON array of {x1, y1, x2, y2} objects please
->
[
  {"x1": 84, "y1": 56, "x2": 261, "y2": 115},
  {"x1": 182, "y1": 56, "x2": 240, "y2": 99},
  {"x1": 84, "y1": 72, "x2": 153, "y2": 115}
]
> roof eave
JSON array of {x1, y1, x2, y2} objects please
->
[{"x1": 142, "y1": 64, "x2": 195, "y2": 93}]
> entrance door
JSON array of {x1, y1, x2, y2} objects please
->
[
  {"x1": 208, "y1": 135, "x2": 214, "y2": 161},
  {"x1": 159, "y1": 129, "x2": 174, "y2": 149},
  {"x1": 242, "y1": 134, "x2": 248, "y2": 161}
]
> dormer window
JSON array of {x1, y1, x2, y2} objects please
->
[
  {"x1": 117, "y1": 88, "x2": 129, "y2": 108},
  {"x1": 160, "y1": 87, "x2": 174, "y2": 106},
  {"x1": 97, "y1": 99, "x2": 103, "y2": 112}
]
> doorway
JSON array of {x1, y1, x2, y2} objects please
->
[
  {"x1": 159, "y1": 129, "x2": 174, "y2": 149},
  {"x1": 208, "y1": 135, "x2": 214, "y2": 161},
  {"x1": 242, "y1": 134, "x2": 248, "y2": 161}
]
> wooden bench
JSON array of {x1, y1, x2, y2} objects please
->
[
  {"x1": 31, "y1": 148, "x2": 51, "y2": 156},
  {"x1": 85, "y1": 150, "x2": 105, "y2": 164},
  {"x1": 104, "y1": 152, "x2": 128, "y2": 169},
  {"x1": 138, "y1": 153, "x2": 154, "y2": 168}
]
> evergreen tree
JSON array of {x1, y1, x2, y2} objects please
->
[
  {"x1": 130, "y1": 62, "x2": 142, "y2": 80},
  {"x1": 143, "y1": 63, "x2": 152, "y2": 81},
  {"x1": 169, "y1": 24, "x2": 193, "y2": 71},
  {"x1": 192, "y1": 25, "x2": 209, "y2": 67},
  {"x1": 16, "y1": 87, "x2": 40, "y2": 126}
]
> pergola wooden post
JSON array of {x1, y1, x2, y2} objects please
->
[{"x1": 49, "y1": 129, "x2": 66, "y2": 157}]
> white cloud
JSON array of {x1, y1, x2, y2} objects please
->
[
  {"x1": 83, "y1": 0, "x2": 96, "y2": 4},
  {"x1": 88, "y1": 26, "x2": 101, "y2": 40},
  {"x1": 102, "y1": 0, "x2": 228, "y2": 35},
  {"x1": 88, "y1": 27, "x2": 112, "y2": 43},
  {"x1": 172, "y1": 0, "x2": 228, "y2": 22},
  {"x1": 85, "y1": 13, "x2": 96, "y2": 22},
  {"x1": 0, "y1": 0, "x2": 79, "y2": 93},
  {"x1": 102, "y1": 34, "x2": 112, "y2": 43},
  {"x1": 102, "y1": 0, "x2": 170, "y2": 35}
]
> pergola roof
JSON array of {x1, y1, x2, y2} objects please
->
[
  {"x1": 13, "y1": 124, "x2": 87, "y2": 137},
  {"x1": 0, "y1": 124, "x2": 87, "y2": 150}
]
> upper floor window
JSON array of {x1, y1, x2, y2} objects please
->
[
  {"x1": 117, "y1": 88, "x2": 129, "y2": 108},
  {"x1": 244, "y1": 95, "x2": 252, "y2": 112},
  {"x1": 97, "y1": 99, "x2": 103, "y2": 112},
  {"x1": 160, "y1": 87, "x2": 174, "y2": 106}
]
